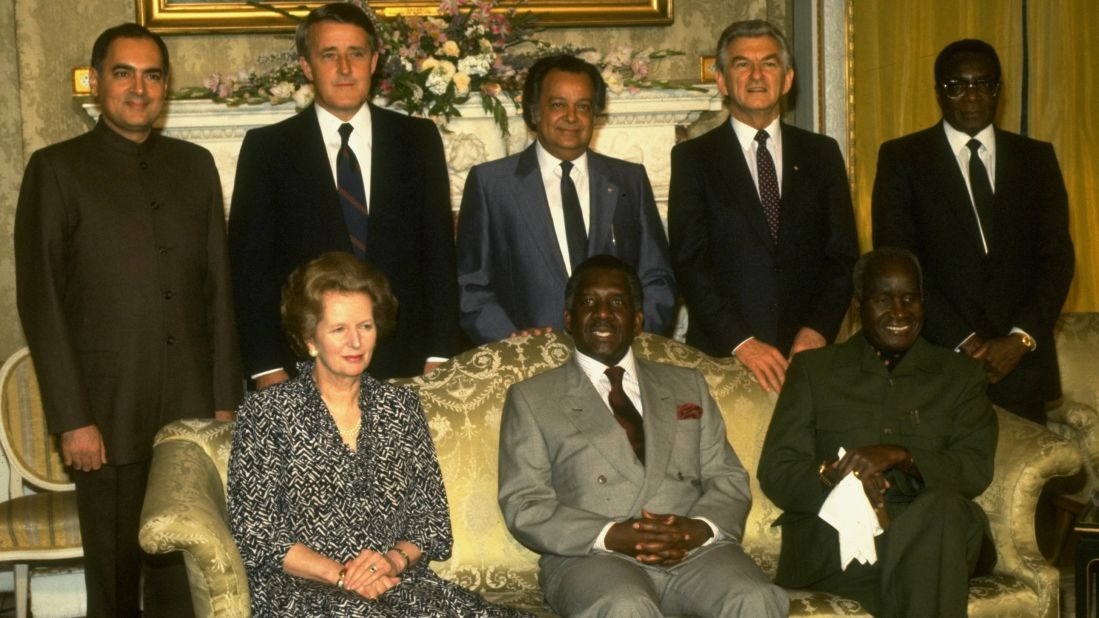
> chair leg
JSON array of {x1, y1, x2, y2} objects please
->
[{"x1": 15, "y1": 562, "x2": 28, "y2": 618}]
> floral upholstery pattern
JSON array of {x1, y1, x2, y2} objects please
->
[
  {"x1": 139, "y1": 332, "x2": 1081, "y2": 617},
  {"x1": 1047, "y1": 312, "x2": 1099, "y2": 501}
]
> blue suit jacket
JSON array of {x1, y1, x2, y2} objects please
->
[
  {"x1": 456, "y1": 144, "x2": 675, "y2": 343},
  {"x1": 668, "y1": 121, "x2": 858, "y2": 357}
]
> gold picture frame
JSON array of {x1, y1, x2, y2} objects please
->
[
  {"x1": 136, "y1": 0, "x2": 673, "y2": 33},
  {"x1": 698, "y1": 54, "x2": 716, "y2": 83}
]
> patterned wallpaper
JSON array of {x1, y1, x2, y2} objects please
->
[{"x1": 0, "y1": 0, "x2": 788, "y2": 361}]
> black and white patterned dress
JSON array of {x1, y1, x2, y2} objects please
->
[{"x1": 228, "y1": 363, "x2": 530, "y2": 617}]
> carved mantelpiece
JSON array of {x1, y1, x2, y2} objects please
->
[{"x1": 83, "y1": 86, "x2": 723, "y2": 219}]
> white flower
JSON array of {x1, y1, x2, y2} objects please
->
[
  {"x1": 578, "y1": 50, "x2": 602, "y2": 65},
  {"x1": 458, "y1": 54, "x2": 492, "y2": 77},
  {"x1": 602, "y1": 69, "x2": 624, "y2": 94},
  {"x1": 401, "y1": 58, "x2": 413, "y2": 72},
  {"x1": 292, "y1": 84, "x2": 314, "y2": 109},
  {"x1": 268, "y1": 81, "x2": 295, "y2": 99},
  {"x1": 426, "y1": 60, "x2": 457, "y2": 95},
  {"x1": 437, "y1": 40, "x2": 461, "y2": 58},
  {"x1": 453, "y1": 71, "x2": 471, "y2": 96}
]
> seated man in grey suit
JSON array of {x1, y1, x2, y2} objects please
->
[
  {"x1": 458, "y1": 55, "x2": 676, "y2": 344},
  {"x1": 498, "y1": 255, "x2": 787, "y2": 617}
]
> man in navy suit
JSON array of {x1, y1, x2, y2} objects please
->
[
  {"x1": 872, "y1": 39, "x2": 1074, "y2": 423},
  {"x1": 457, "y1": 54, "x2": 675, "y2": 344},
  {"x1": 669, "y1": 20, "x2": 858, "y2": 393},
  {"x1": 228, "y1": 3, "x2": 459, "y2": 383}
]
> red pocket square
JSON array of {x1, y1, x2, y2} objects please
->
[{"x1": 677, "y1": 403, "x2": 703, "y2": 419}]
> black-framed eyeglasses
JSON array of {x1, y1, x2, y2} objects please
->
[{"x1": 939, "y1": 79, "x2": 1000, "y2": 99}]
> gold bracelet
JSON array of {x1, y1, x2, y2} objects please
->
[
  {"x1": 335, "y1": 567, "x2": 347, "y2": 590},
  {"x1": 818, "y1": 462, "x2": 835, "y2": 487},
  {"x1": 390, "y1": 546, "x2": 412, "y2": 571}
]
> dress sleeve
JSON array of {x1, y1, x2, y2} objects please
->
[
  {"x1": 228, "y1": 391, "x2": 296, "y2": 573},
  {"x1": 396, "y1": 391, "x2": 454, "y2": 562}
]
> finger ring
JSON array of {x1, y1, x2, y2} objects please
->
[
  {"x1": 853, "y1": 470, "x2": 861, "y2": 479},
  {"x1": 369, "y1": 564, "x2": 378, "y2": 573}
]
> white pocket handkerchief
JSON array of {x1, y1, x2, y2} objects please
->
[{"x1": 818, "y1": 447, "x2": 884, "y2": 570}]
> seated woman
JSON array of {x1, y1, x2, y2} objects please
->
[{"x1": 228, "y1": 252, "x2": 530, "y2": 616}]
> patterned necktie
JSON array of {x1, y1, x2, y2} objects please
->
[
  {"x1": 559, "y1": 160, "x2": 588, "y2": 269},
  {"x1": 604, "y1": 366, "x2": 645, "y2": 464},
  {"x1": 337, "y1": 123, "x2": 368, "y2": 259},
  {"x1": 755, "y1": 129, "x2": 781, "y2": 242},
  {"x1": 966, "y1": 138, "x2": 995, "y2": 251}
]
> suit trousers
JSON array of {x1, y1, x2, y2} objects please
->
[
  {"x1": 543, "y1": 543, "x2": 788, "y2": 618},
  {"x1": 74, "y1": 461, "x2": 194, "y2": 618},
  {"x1": 807, "y1": 487, "x2": 992, "y2": 618}
]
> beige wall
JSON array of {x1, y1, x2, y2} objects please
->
[{"x1": 0, "y1": 0, "x2": 787, "y2": 361}]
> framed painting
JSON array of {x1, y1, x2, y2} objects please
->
[{"x1": 136, "y1": 0, "x2": 673, "y2": 33}]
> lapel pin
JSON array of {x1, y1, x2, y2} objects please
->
[{"x1": 793, "y1": 164, "x2": 800, "y2": 172}]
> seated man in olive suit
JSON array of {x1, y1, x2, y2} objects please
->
[
  {"x1": 498, "y1": 255, "x2": 787, "y2": 617},
  {"x1": 759, "y1": 247, "x2": 997, "y2": 618}
]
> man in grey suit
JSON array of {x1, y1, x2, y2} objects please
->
[
  {"x1": 458, "y1": 55, "x2": 675, "y2": 344},
  {"x1": 498, "y1": 255, "x2": 787, "y2": 617}
]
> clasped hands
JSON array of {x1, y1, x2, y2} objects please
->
[
  {"x1": 820, "y1": 445, "x2": 913, "y2": 528},
  {"x1": 959, "y1": 334, "x2": 1028, "y2": 384},
  {"x1": 337, "y1": 548, "x2": 402, "y2": 600},
  {"x1": 604, "y1": 509, "x2": 713, "y2": 566}
]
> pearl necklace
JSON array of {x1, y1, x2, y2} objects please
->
[{"x1": 338, "y1": 417, "x2": 362, "y2": 439}]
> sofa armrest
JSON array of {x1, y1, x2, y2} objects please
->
[
  {"x1": 139, "y1": 433, "x2": 250, "y2": 618},
  {"x1": 976, "y1": 408, "x2": 1082, "y2": 617},
  {"x1": 1048, "y1": 398, "x2": 1099, "y2": 502}
]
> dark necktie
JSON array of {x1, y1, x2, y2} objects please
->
[
  {"x1": 337, "y1": 123, "x2": 368, "y2": 259},
  {"x1": 966, "y1": 138, "x2": 995, "y2": 251},
  {"x1": 560, "y1": 160, "x2": 588, "y2": 269},
  {"x1": 604, "y1": 366, "x2": 645, "y2": 464},
  {"x1": 755, "y1": 129, "x2": 781, "y2": 242}
]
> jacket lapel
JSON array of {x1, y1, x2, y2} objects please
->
[
  {"x1": 715, "y1": 123, "x2": 775, "y2": 251},
  {"x1": 562, "y1": 358, "x2": 645, "y2": 488},
  {"x1": 586, "y1": 152, "x2": 618, "y2": 254},
  {"x1": 515, "y1": 145, "x2": 570, "y2": 276},
  {"x1": 633, "y1": 359, "x2": 676, "y2": 507},
  {"x1": 291, "y1": 106, "x2": 348, "y2": 248}
]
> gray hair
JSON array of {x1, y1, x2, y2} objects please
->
[
  {"x1": 852, "y1": 247, "x2": 924, "y2": 299},
  {"x1": 715, "y1": 20, "x2": 792, "y2": 72}
]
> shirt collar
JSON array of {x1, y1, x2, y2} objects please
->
[
  {"x1": 730, "y1": 115, "x2": 782, "y2": 153},
  {"x1": 574, "y1": 347, "x2": 639, "y2": 383},
  {"x1": 315, "y1": 103, "x2": 372, "y2": 146},
  {"x1": 535, "y1": 140, "x2": 588, "y2": 182},
  {"x1": 942, "y1": 120, "x2": 995, "y2": 157}
]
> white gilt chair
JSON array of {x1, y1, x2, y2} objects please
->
[{"x1": 0, "y1": 347, "x2": 83, "y2": 617}]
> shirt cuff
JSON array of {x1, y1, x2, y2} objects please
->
[
  {"x1": 426, "y1": 356, "x2": 448, "y2": 364},
  {"x1": 251, "y1": 367, "x2": 284, "y2": 380},
  {"x1": 694, "y1": 516, "x2": 723, "y2": 546},
  {"x1": 731, "y1": 337, "x2": 754, "y2": 355},
  {"x1": 591, "y1": 521, "x2": 618, "y2": 553},
  {"x1": 955, "y1": 332, "x2": 978, "y2": 352},
  {"x1": 1009, "y1": 327, "x2": 1036, "y2": 351}
]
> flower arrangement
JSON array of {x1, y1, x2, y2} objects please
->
[{"x1": 173, "y1": 0, "x2": 696, "y2": 136}]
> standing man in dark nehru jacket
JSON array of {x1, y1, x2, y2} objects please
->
[
  {"x1": 873, "y1": 39, "x2": 1074, "y2": 423},
  {"x1": 15, "y1": 23, "x2": 242, "y2": 617},
  {"x1": 669, "y1": 20, "x2": 858, "y2": 394},
  {"x1": 229, "y1": 3, "x2": 459, "y2": 383},
  {"x1": 457, "y1": 54, "x2": 675, "y2": 344}
]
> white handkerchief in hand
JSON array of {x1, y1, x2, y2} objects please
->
[{"x1": 818, "y1": 447, "x2": 884, "y2": 570}]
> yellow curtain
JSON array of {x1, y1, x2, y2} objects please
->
[
  {"x1": 851, "y1": 0, "x2": 1098, "y2": 312},
  {"x1": 1028, "y1": 0, "x2": 1099, "y2": 312}
]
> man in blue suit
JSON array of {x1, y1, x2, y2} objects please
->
[
  {"x1": 457, "y1": 55, "x2": 676, "y2": 344},
  {"x1": 668, "y1": 20, "x2": 858, "y2": 394}
]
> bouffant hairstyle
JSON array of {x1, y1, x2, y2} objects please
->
[{"x1": 280, "y1": 252, "x2": 397, "y2": 358}]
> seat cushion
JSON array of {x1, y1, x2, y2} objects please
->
[{"x1": 0, "y1": 491, "x2": 81, "y2": 553}]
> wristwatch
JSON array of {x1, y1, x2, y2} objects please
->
[{"x1": 1016, "y1": 333, "x2": 1037, "y2": 352}]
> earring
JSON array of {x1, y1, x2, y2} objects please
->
[{"x1": 308, "y1": 347, "x2": 318, "y2": 358}]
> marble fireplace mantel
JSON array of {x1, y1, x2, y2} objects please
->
[{"x1": 84, "y1": 86, "x2": 724, "y2": 218}]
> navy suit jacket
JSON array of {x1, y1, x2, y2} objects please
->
[
  {"x1": 872, "y1": 123, "x2": 1074, "y2": 405},
  {"x1": 668, "y1": 121, "x2": 858, "y2": 357},
  {"x1": 456, "y1": 144, "x2": 675, "y2": 343},
  {"x1": 228, "y1": 103, "x2": 460, "y2": 380}
]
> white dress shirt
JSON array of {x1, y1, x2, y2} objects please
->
[
  {"x1": 316, "y1": 103, "x2": 373, "y2": 212},
  {"x1": 730, "y1": 115, "x2": 784, "y2": 201},
  {"x1": 943, "y1": 121, "x2": 995, "y2": 254},
  {"x1": 535, "y1": 141, "x2": 591, "y2": 275}
]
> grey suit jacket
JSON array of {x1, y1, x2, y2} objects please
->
[
  {"x1": 498, "y1": 354, "x2": 752, "y2": 578},
  {"x1": 458, "y1": 144, "x2": 676, "y2": 343}
]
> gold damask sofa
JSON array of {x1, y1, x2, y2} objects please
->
[{"x1": 139, "y1": 333, "x2": 1080, "y2": 617}]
